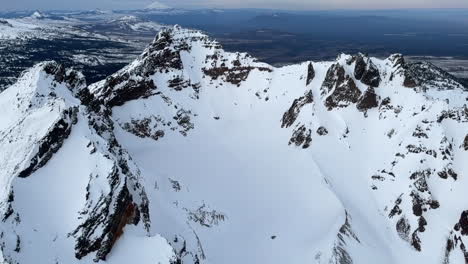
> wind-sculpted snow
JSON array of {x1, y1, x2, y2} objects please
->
[{"x1": 1, "y1": 25, "x2": 468, "y2": 264}]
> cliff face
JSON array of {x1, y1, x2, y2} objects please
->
[{"x1": 1, "y1": 26, "x2": 468, "y2": 264}]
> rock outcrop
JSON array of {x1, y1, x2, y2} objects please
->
[
  {"x1": 353, "y1": 54, "x2": 381, "y2": 87},
  {"x1": 322, "y1": 63, "x2": 362, "y2": 110}
]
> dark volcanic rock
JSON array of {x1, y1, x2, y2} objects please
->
[
  {"x1": 389, "y1": 54, "x2": 406, "y2": 68},
  {"x1": 203, "y1": 48, "x2": 272, "y2": 86},
  {"x1": 406, "y1": 62, "x2": 465, "y2": 91},
  {"x1": 387, "y1": 54, "x2": 421, "y2": 89},
  {"x1": 281, "y1": 90, "x2": 313, "y2": 128},
  {"x1": 464, "y1": 135, "x2": 468, "y2": 151},
  {"x1": 70, "y1": 82, "x2": 152, "y2": 262},
  {"x1": 357, "y1": 88, "x2": 379, "y2": 112},
  {"x1": 43, "y1": 62, "x2": 86, "y2": 92},
  {"x1": 74, "y1": 182, "x2": 141, "y2": 262},
  {"x1": 138, "y1": 48, "x2": 184, "y2": 75},
  {"x1": 203, "y1": 66, "x2": 272, "y2": 86},
  {"x1": 71, "y1": 125, "x2": 151, "y2": 262},
  {"x1": 403, "y1": 74, "x2": 418, "y2": 88},
  {"x1": 122, "y1": 118, "x2": 165, "y2": 141},
  {"x1": 106, "y1": 77, "x2": 157, "y2": 107},
  {"x1": 306, "y1": 62, "x2": 315, "y2": 86},
  {"x1": 354, "y1": 55, "x2": 366, "y2": 80},
  {"x1": 353, "y1": 54, "x2": 381, "y2": 87},
  {"x1": 317, "y1": 126, "x2": 328, "y2": 136},
  {"x1": 322, "y1": 63, "x2": 362, "y2": 110},
  {"x1": 174, "y1": 109, "x2": 195, "y2": 136},
  {"x1": 16, "y1": 62, "x2": 85, "y2": 179},
  {"x1": 412, "y1": 232, "x2": 422, "y2": 251},
  {"x1": 289, "y1": 125, "x2": 312, "y2": 149},
  {"x1": 455, "y1": 211, "x2": 468, "y2": 236},
  {"x1": 18, "y1": 107, "x2": 78, "y2": 178},
  {"x1": 95, "y1": 28, "x2": 191, "y2": 107},
  {"x1": 396, "y1": 217, "x2": 411, "y2": 242},
  {"x1": 330, "y1": 212, "x2": 359, "y2": 264},
  {"x1": 437, "y1": 167, "x2": 458, "y2": 181},
  {"x1": 168, "y1": 76, "x2": 191, "y2": 91}
]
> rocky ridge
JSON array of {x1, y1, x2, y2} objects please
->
[{"x1": 0, "y1": 25, "x2": 468, "y2": 264}]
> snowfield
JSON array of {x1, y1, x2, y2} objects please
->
[{"x1": 1, "y1": 26, "x2": 468, "y2": 264}]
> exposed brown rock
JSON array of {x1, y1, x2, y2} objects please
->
[
  {"x1": 74, "y1": 183, "x2": 143, "y2": 262},
  {"x1": 122, "y1": 118, "x2": 165, "y2": 141},
  {"x1": 403, "y1": 74, "x2": 418, "y2": 88},
  {"x1": 281, "y1": 91, "x2": 313, "y2": 128},
  {"x1": 357, "y1": 88, "x2": 379, "y2": 112},
  {"x1": 322, "y1": 63, "x2": 362, "y2": 110},
  {"x1": 106, "y1": 78, "x2": 157, "y2": 107},
  {"x1": 203, "y1": 66, "x2": 272, "y2": 86},
  {"x1": 168, "y1": 76, "x2": 191, "y2": 91}
]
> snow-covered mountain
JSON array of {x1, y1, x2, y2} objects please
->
[
  {"x1": 145, "y1": 1, "x2": 170, "y2": 10},
  {"x1": 1, "y1": 25, "x2": 468, "y2": 264},
  {"x1": 29, "y1": 11, "x2": 47, "y2": 20},
  {"x1": 107, "y1": 15, "x2": 165, "y2": 32}
]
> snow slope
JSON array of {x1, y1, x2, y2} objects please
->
[
  {"x1": 0, "y1": 62, "x2": 174, "y2": 264},
  {"x1": 0, "y1": 19, "x2": 42, "y2": 39},
  {"x1": 1, "y1": 25, "x2": 468, "y2": 264}
]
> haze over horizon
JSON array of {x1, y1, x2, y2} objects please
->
[{"x1": 2, "y1": 0, "x2": 468, "y2": 11}]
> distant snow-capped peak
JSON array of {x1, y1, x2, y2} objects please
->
[
  {"x1": 30, "y1": 11, "x2": 46, "y2": 19},
  {"x1": 145, "y1": 1, "x2": 170, "y2": 9}
]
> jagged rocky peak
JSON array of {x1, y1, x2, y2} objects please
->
[
  {"x1": 321, "y1": 62, "x2": 362, "y2": 110},
  {"x1": 90, "y1": 26, "x2": 220, "y2": 107},
  {"x1": 386, "y1": 53, "x2": 464, "y2": 91},
  {"x1": 348, "y1": 53, "x2": 382, "y2": 87},
  {"x1": 19, "y1": 61, "x2": 86, "y2": 97},
  {"x1": 42, "y1": 61, "x2": 87, "y2": 94},
  {"x1": 306, "y1": 62, "x2": 315, "y2": 85},
  {"x1": 407, "y1": 61, "x2": 466, "y2": 91},
  {"x1": 385, "y1": 53, "x2": 418, "y2": 88},
  {"x1": 91, "y1": 25, "x2": 274, "y2": 109},
  {"x1": 30, "y1": 10, "x2": 46, "y2": 19},
  {"x1": 0, "y1": 61, "x2": 85, "y2": 189}
]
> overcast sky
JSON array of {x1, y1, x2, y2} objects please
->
[{"x1": 3, "y1": 0, "x2": 468, "y2": 11}]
